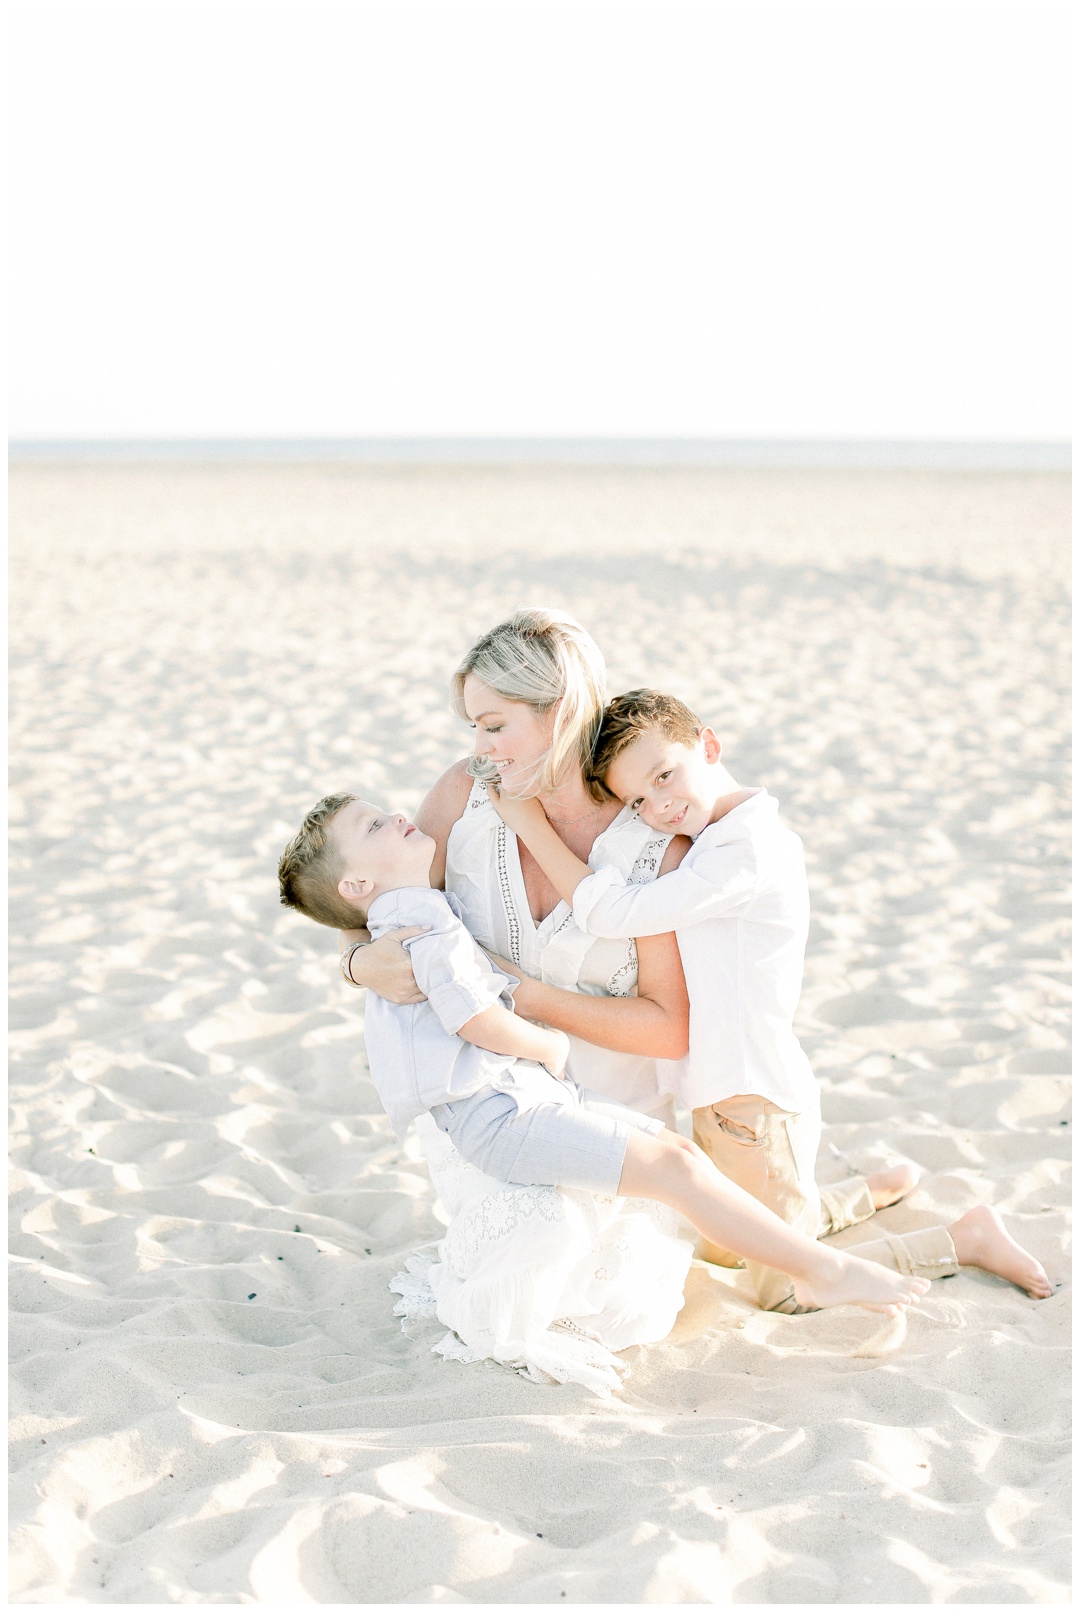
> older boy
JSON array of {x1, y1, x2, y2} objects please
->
[
  {"x1": 276, "y1": 791, "x2": 933, "y2": 1316},
  {"x1": 490, "y1": 690, "x2": 1052, "y2": 1309}
]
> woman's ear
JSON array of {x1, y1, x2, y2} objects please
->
[{"x1": 699, "y1": 726, "x2": 723, "y2": 764}]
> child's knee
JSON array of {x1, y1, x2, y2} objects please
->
[
  {"x1": 652, "y1": 1128, "x2": 696, "y2": 1160},
  {"x1": 653, "y1": 1131, "x2": 703, "y2": 1187}
]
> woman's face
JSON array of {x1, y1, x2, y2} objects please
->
[{"x1": 462, "y1": 674, "x2": 555, "y2": 796}]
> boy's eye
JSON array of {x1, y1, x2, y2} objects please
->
[
  {"x1": 656, "y1": 771, "x2": 671, "y2": 783},
  {"x1": 630, "y1": 798, "x2": 643, "y2": 811}
]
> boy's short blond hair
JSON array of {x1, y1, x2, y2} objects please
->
[
  {"x1": 278, "y1": 793, "x2": 363, "y2": 929},
  {"x1": 590, "y1": 689, "x2": 703, "y2": 790}
]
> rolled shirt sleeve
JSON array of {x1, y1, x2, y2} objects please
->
[
  {"x1": 572, "y1": 845, "x2": 758, "y2": 938},
  {"x1": 404, "y1": 915, "x2": 515, "y2": 1036}
]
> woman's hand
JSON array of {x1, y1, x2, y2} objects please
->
[
  {"x1": 485, "y1": 782, "x2": 549, "y2": 836},
  {"x1": 344, "y1": 928, "x2": 429, "y2": 1003}
]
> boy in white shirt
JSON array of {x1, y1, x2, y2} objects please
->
[
  {"x1": 276, "y1": 791, "x2": 934, "y2": 1319},
  {"x1": 490, "y1": 689, "x2": 1052, "y2": 1310}
]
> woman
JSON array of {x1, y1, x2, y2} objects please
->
[{"x1": 348, "y1": 608, "x2": 699, "y2": 1391}]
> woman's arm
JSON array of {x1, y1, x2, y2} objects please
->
[
  {"x1": 414, "y1": 759, "x2": 474, "y2": 891},
  {"x1": 510, "y1": 930, "x2": 690, "y2": 1059},
  {"x1": 341, "y1": 759, "x2": 473, "y2": 1001},
  {"x1": 497, "y1": 836, "x2": 694, "y2": 1060}
]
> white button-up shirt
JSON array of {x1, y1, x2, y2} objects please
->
[
  {"x1": 365, "y1": 886, "x2": 556, "y2": 1138},
  {"x1": 572, "y1": 790, "x2": 819, "y2": 1113}
]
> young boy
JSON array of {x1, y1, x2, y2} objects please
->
[
  {"x1": 489, "y1": 689, "x2": 1052, "y2": 1312},
  {"x1": 277, "y1": 791, "x2": 931, "y2": 1319}
]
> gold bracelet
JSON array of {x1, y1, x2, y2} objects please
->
[{"x1": 339, "y1": 942, "x2": 367, "y2": 987}]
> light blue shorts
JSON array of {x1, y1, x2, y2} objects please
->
[{"x1": 429, "y1": 1079, "x2": 665, "y2": 1196}]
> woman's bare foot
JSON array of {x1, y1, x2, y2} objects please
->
[
  {"x1": 867, "y1": 1160, "x2": 921, "y2": 1210},
  {"x1": 949, "y1": 1206, "x2": 1053, "y2": 1298},
  {"x1": 792, "y1": 1250, "x2": 931, "y2": 1315}
]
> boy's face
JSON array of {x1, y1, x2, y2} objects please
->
[
  {"x1": 331, "y1": 799, "x2": 435, "y2": 909},
  {"x1": 604, "y1": 728, "x2": 723, "y2": 839}
]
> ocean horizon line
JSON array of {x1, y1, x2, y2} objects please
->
[{"x1": 7, "y1": 436, "x2": 1071, "y2": 471}]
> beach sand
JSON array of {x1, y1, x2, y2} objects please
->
[{"x1": 9, "y1": 462, "x2": 1071, "y2": 1604}]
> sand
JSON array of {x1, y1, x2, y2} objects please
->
[{"x1": 8, "y1": 462, "x2": 1071, "y2": 1604}]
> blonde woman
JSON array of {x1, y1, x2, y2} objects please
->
[{"x1": 346, "y1": 608, "x2": 699, "y2": 1390}]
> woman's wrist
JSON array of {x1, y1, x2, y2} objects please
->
[
  {"x1": 340, "y1": 941, "x2": 368, "y2": 988},
  {"x1": 510, "y1": 973, "x2": 539, "y2": 1014}
]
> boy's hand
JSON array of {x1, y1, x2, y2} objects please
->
[
  {"x1": 486, "y1": 783, "x2": 549, "y2": 836},
  {"x1": 540, "y1": 1028, "x2": 571, "y2": 1080}
]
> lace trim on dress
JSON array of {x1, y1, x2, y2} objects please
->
[
  {"x1": 441, "y1": 1183, "x2": 564, "y2": 1272},
  {"x1": 629, "y1": 835, "x2": 668, "y2": 884},
  {"x1": 607, "y1": 941, "x2": 638, "y2": 998},
  {"x1": 496, "y1": 822, "x2": 522, "y2": 966},
  {"x1": 467, "y1": 778, "x2": 489, "y2": 810},
  {"x1": 602, "y1": 835, "x2": 665, "y2": 994}
]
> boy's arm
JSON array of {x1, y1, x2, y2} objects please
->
[
  {"x1": 403, "y1": 902, "x2": 567, "y2": 1075},
  {"x1": 488, "y1": 788, "x2": 592, "y2": 906},
  {"x1": 457, "y1": 1003, "x2": 570, "y2": 1078},
  {"x1": 489, "y1": 785, "x2": 754, "y2": 940},
  {"x1": 570, "y1": 853, "x2": 756, "y2": 938}
]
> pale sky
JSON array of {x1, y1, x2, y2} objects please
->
[{"x1": 9, "y1": 0, "x2": 1071, "y2": 442}]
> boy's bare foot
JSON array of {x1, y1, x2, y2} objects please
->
[
  {"x1": 867, "y1": 1160, "x2": 921, "y2": 1209},
  {"x1": 949, "y1": 1206, "x2": 1053, "y2": 1298},
  {"x1": 792, "y1": 1251, "x2": 930, "y2": 1316}
]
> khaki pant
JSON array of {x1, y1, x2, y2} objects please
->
[{"x1": 692, "y1": 1093, "x2": 959, "y2": 1313}]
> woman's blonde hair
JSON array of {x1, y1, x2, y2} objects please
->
[{"x1": 452, "y1": 608, "x2": 608, "y2": 800}]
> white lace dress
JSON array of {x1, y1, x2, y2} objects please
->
[{"x1": 390, "y1": 783, "x2": 695, "y2": 1395}]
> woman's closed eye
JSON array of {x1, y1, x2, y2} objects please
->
[{"x1": 368, "y1": 818, "x2": 382, "y2": 832}]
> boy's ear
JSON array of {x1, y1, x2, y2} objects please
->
[
  {"x1": 699, "y1": 726, "x2": 723, "y2": 764},
  {"x1": 338, "y1": 874, "x2": 375, "y2": 903}
]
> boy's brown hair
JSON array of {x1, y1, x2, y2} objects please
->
[
  {"x1": 590, "y1": 689, "x2": 703, "y2": 790},
  {"x1": 278, "y1": 793, "x2": 363, "y2": 929}
]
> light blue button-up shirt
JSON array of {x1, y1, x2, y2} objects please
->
[{"x1": 364, "y1": 886, "x2": 553, "y2": 1138}]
